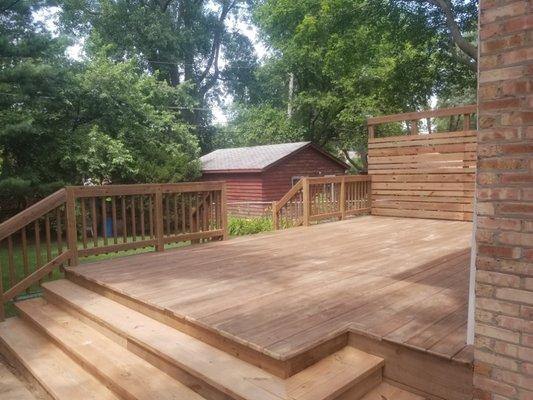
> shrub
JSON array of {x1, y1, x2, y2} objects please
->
[{"x1": 228, "y1": 216, "x2": 273, "y2": 236}]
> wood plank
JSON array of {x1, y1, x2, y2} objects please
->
[
  {"x1": 367, "y1": 105, "x2": 476, "y2": 125},
  {"x1": 0, "y1": 361, "x2": 35, "y2": 400},
  {"x1": 16, "y1": 299, "x2": 206, "y2": 400},
  {"x1": 0, "y1": 317, "x2": 119, "y2": 400}
]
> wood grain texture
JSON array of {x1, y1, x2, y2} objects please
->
[
  {"x1": 66, "y1": 216, "x2": 472, "y2": 366},
  {"x1": 368, "y1": 131, "x2": 477, "y2": 221}
]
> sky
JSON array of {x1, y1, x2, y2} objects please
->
[{"x1": 33, "y1": 6, "x2": 268, "y2": 125}]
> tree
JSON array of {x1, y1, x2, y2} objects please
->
[{"x1": 60, "y1": 0, "x2": 258, "y2": 151}]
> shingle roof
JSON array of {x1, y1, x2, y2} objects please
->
[{"x1": 200, "y1": 142, "x2": 313, "y2": 172}]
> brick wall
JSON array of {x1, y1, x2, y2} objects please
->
[{"x1": 474, "y1": 1, "x2": 533, "y2": 399}]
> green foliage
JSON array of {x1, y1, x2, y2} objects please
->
[
  {"x1": 215, "y1": 105, "x2": 306, "y2": 148},
  {"x1": 228, "y1": 216, "x2": 273, "y2": 236},
  {"x1": 219, "y1": 0, "x2": 477, "y2": 170}
]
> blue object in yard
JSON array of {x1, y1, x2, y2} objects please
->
[{"x1": 104, "y1": 217, "x2": 114, "y2": 237}]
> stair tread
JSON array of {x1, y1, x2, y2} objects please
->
[
  {"x1": 0, "y1": 317, "x2": 119, "y2": 400},
  {"x1": 361, "y1": 382, "x2": 425, "y2": 400},
  {"x1": 16, "y1": 298, "x2": 206, "y2": 400},
  {"x1": 43, "y1": 279, "x2": 384, "y2": 400}
]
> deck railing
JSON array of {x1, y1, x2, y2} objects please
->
[
  {"x1": 272, "y1": 175, "x2": 371, "y2": 229},
  {"x1": 367, "y1": 104, "x2": 477, "y2": 138},
  {"x1": 0, "y1": 182, "x2": 227, "y2": 319}
]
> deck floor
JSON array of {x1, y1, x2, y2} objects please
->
[{"x1": 70, "y1": 216, "x2": 472, "y2": 363}]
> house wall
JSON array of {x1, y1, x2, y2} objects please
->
[
  {"x1": 261, "y1": 146, "x2": 347, "y2": 201},
  {"x1": 202, "y1": 146, "x2": 346, "y2": 216},
  {"x1": 474, "y1": 2, "x2": 532, "y2": 399}
]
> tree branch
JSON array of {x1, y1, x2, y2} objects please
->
[
  {"x1": 425, "y1": 0, "x2": 478, "y2": 64},
  {"x1": 198, "y1": 0, "x2": 238, "y2": 95}
]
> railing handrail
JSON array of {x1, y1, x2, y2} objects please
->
[
  {"x1": 367, "y1": 104, "x2": 477, "y2": 126},
  {"x1": 273, "y1": 175, "x2": 372, "y2": 230},
  {"x1": 0, "y1": 181, "x2": 228, "y2": 319},
  {"x1": 0, "y1": 188, "x2": 67, "y2": 241},
  {"x1": 367, "y1": 104, "x2": 477, "y2": 138},
  {"x1": 274, "y1": 179, "x2": 304, "y2": 213}
]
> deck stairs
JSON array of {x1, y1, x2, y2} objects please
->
[{"x1": 0, "y1": 278, "x2": 420, "y2": 400}]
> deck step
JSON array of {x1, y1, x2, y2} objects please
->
[
  {"x1": 43, "y1": 279, "x2": 385, "y2": 400},
  {"x1": 15, "y1": 298, "x2": 206, "y2": 400},
  {"x1": 0, "y1": 317, "x2": 119, "y2": 400}
]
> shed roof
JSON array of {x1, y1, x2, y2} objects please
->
[{"x1": 200, "y1": 142, "x2": 348, "y2": 173}]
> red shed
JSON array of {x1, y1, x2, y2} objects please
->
[{"x1": 200, "y1": 142, "x2": 348, "y2": 216}]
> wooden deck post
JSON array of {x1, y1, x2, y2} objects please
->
[
  {"x1": 302, "y1": 178, "x2": 310, "y2": 226},
  {"x1": 367, "y1": 125, "x2": 375, "y2": 139},
  {"x1": 339, "y1": 177, "x2": 346, "y2": 220},
  {"x1": 154, "y1": 188, "x2": 165, "y2": 251},
  {"x1": 271, "y1": 201, "x2": 278, "y2": 230},
  {"x1": 221, "y1": 183, "x2": 228, "y2": 240},
  {"x1": 65, "y1": 187, "x2": 79, "y2": 267}
]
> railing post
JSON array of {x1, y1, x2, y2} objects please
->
[
  {"x1": 65, "y1": 187, "x2": 79, "y2": 267},
  {"x1": 368, "y1": 125, "x2": 375, "y2": 139},
  {"x1": 154, "y1": 188, "x2": 165, "y2": 251},
  {"x1": 340, "y1": 177, "x2": 346, "y2": 220},
  {"x1": 272, "y1": 201, "x2": 278, "y2": 230},
  {"x1": 221, "y1": 183, "x2": 228, "y2": 240},
  {"x1": 302, "y1": 178, "x2": 310, "y2": 226}
]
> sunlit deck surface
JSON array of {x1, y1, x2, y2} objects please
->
[{"x1": 69, "y1": 215, "x2": 473, "y2": 363}]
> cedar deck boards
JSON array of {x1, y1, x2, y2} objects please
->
[{"x1": 68, "y1": 215, "x2": 473, "y2": 364}]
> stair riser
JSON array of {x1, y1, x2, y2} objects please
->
[
  {"x1": 16, "y1": 303, "x2": 149, "y2": 400},
  {"x1": 0, "y1": 339, "x2": 56, "y2": 400},
  {"x1": 66, "y1": 271, "x2": 347, "y2": 378},
  {"x1": 336, "y1": 369, "x2": 382, "y2": 400},
  {"x1": 43, "y1": 289, "x2": 234, "y2": 400}
]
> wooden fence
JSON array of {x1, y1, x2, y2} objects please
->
[
  {"x1": 272, "y1": 175, "x2": 371, "y2": 229},
  {"x1": 0, "y1": 182, "x2": 227, "y2": 319},
  {"x1": 367, "y1": 105, "x2": 477, "y2": 221}
]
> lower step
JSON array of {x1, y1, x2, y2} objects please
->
[
  {"x1": 16, "y1": 299, "x2": 206, "y2": 400},
  {"x1": 43, "y1": 279, "x2": 384, "y2": 400},
  {"x1": 0, "y1": 317, "x2": 119, "y2": 400}
]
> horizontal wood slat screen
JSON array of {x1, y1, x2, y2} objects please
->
[{"x1": 368, "y1": 130, "x2": 477, "y2": 221}]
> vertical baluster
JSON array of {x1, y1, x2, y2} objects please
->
[
  {"x1": 140, "y1": 196, "x2": 146, "y2": 241},
  {"x1": 101, "y1": 197, "x2": 108, "y2": 246},
  {"x1": 80, "y1": 199, "x2": 88, "y2": 249},
  {"x1": 35, "y1": 220, "x2": 43, "y2": 287},
  {"x1": 195, "y1": 193, "x2": 200, "y2": 233},
  {"x1": 90, "y1": 198, "x2": 98, "y2": 247},
  {"x1": 112, "y1": 197, "x2": 118, "y2": 244},
  {"x1": 34, "y1": 220, "x2": 42, "y2": 269},
  {"x1": 7, "y1": 236, "x2": 15, "y2": 288},
  {"x1": 165, "y1": 195, "x2": 170, "y2": 236},
  {"x1": 56, "y1": 208, "x2": 63, "y2": 254},
  {"x1": 45, "y1": 214, "x2": 52, "y2": 261},
  {"x1": 174, "y1": 194, "x2": 179, "y2": 236},
  {"x1": 131, "y1": 196, "x2": 137, "y2": 242},
  {"x1": 121, "y1": 196, "x2": 127, "y2": 243},
  {"x1": 21, "y1": 227, "x2": 29, "y2": 282},
  {"x1": 188, "y1": 194, "x2": 193, "y2": 233},
  {"x1": 148, "y1": 196, "x2": 154, "y2": 238},
  {"x1": 0, "y1": 254, "x2": 4, "y2": 321},
  {"x1": 181, "y1": 194, "x2": 186, "y2": 233}
]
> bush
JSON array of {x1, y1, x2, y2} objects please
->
[{"x1": 228, "y1": 216, "x2": 273, "y2": 236}]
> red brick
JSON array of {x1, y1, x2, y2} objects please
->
[
  {"x1": 480, "y1": 97, "x2": 522, "y2": 110},
  {"x1": 499, "y1": 231, "x2": 533, "y2": 247},
  {"x1": 481, "y1": 1, "x2": 528, "y2": 24},
  {"x1": 501, "y1": 173, "x2": 533, "y2": 184},
  {"x1": 496, "y1": 288, "x2": 533, "y2": 306},
  {"x1": 477, "y1": 297, "x2": 521, "y2": 315},
  {"x1": 478, "y1": 216, "x2": 522, "y2": 231},
  {"x1": 478, "y1": 270, "x2": 522, "y2": 287},
  {"x1": 498, "y1": 202, "x2": 533, "y2": 215},
  {"x1": 478, "y1": 127, "x2": 522, "y2": 141},
  {"x1": 495, "y1": 368, "x2": 533, "y2": 390},
  {"x1": 474, "y1": 374, "x2": 517, "y2": 397},
  {"x1": 479, "y1": 244, "x2": 521, "y2": 259},
  {"x1": 478, "y1": 158, "x2": 527, "y2": 170},
  {"x1": 481, "y1": 32, "x2": 528, "y2": 54}
]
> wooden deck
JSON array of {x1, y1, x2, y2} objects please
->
[{"x1": 68, "y1": 215, "x2": 473, "y2": 365}]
